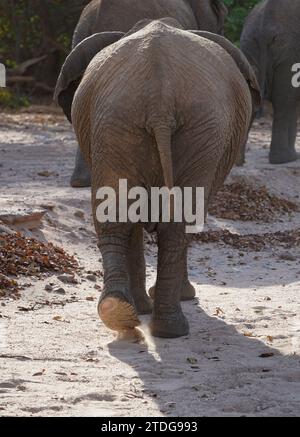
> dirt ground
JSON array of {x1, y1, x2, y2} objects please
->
[{"x1": 0, "y1": 107, "x2": 299, "y2": 417}]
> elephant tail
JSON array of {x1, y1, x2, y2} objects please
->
[{"x1": 153, "y1": 126, "x2": 174, "y2": 189}]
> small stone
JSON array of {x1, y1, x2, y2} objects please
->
[
  {"x1": 37, "y1": 170, "x2": 56, "y2": 177},
  {"x1": 0, "y1": 224, "x2": 15, "y2": 235},
  {"x1": 86, "y1": 274, "x2": 97, "y2": 282},
  {"x1": 40, "y1": 204, "x2": 55, "y2": 211},
  {"x1": 279, "y1": 252, "x2": 297, "y2": 262},
  {"x1": 74, "y1": 210, "x2": 85, "y2": 220},
  {"x1": 53, "y1": 287, "x2": 66, "y2": 295},
  {"x1": 187, "y1": 357, "x2": 198, "y2": 365},
  {"x1": 17, "y1": 385, "x2": 26, "y2": 392},
  {"x1": 0, "y1": 207, "x2": 46, "y2": 230},
  {"x1": 259, "y1": 352, "x2": 274, "y2": 358},
  {"x1": 57, "y1": 274, "x2": 78, "y2": 284},
  {"x1": 45, "y1": 284, "x2": 53, "y2": 292}
]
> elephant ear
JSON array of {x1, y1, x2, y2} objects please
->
[
  {"x1": 211, "y1": 0, "x2": 228, "y2": 35},
  {"x1": 54, "y1": 32, "x2": 124, "y2": 122},
  {"x1": 189, "y1": 30, "x2": 261, "y2": 112}
]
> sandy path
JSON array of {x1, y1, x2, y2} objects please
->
[{"x1": 0, "y1": 108, "x2": 299, "y2": 417}]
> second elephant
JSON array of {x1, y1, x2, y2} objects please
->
[{"x1": 240, "y1": 0, "x2": 300, "y2": 164}]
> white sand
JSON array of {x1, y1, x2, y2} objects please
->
[{"x1": 0, "y1": 107, "x2": 299, "y2": 417}]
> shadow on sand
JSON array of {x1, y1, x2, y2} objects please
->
[{"x1": 108, "y1": 303, "x2": 300, "y2": 417}]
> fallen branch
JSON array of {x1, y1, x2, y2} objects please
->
[
  {"x1": 8, "y1": 55, "x2": 48, "y2": 76},
  {"x1": 6, "y1": 75, "x2": 35, "y2": 84},
  {"x1": 6, "y1": 76, "x2": 54, "y2": 93}
]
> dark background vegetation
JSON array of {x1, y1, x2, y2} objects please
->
[{"x1": 0, "y1": 0, "x2": 260, "y2": 106}]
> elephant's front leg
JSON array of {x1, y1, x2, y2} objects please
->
[
  {"x1": 98, "y1": 227, "x2": 140, "y2": 332},
  {"x1": 270, "y1": 68, "x2": 299, "y2": 164},
  {"x1": 128, "y1": 226, "x2": 152, "y2": 315},
  {"x1": 270, "y1": 101, "x2": 299, "y2": 164},
  {"x1": 70, "y1": 146, "x2": 92, "y2": 188},
  {"x1": 151, "y1": 223, "x2": 190, "y2": 338}
]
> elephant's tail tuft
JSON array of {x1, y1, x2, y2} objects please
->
[{"x1": 152, "y1": 126, "x2": 174, "y2": 190}]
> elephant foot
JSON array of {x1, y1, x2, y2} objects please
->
[
  {"x1": 150, "y1": 307, "x2": 189, "y2": 338},
  {"x1": 98, "y1": 295, "x2": 140, "y2": 332},
  {"x1": 149, "y1": 281, "x2": 196, "y2": 302},
  {"x1": 70, "y1": 173, "x2": 91, "y2": 188},
  {"x1": 131, "y1": 289, "x2": 153, "y2": 315},
  {"x1": 70, "y1": 169, "x2": 92, "y2": 188},
  {"x1": 269, "y1": 151, "x2": 300, "y2": 165},
  {"x1": 235, "y1": 156, "x2": 245, "y2": 167}
]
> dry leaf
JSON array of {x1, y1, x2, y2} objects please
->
[
  {"x1": 259, "y1": 352, "x2": 274, "y2": 358},
  {"x1": 0, "y1": 232, "x2": 78, "y2": 298},
  {"x1": 194, "y1": 228, "x2": 300, "y2": 252},
  {"x1": 244, "y1": 332, "x2": 254, "y2": 337},
  {"x1": 33, "y1": 369, "x2": 46, "y2": 376},
  {"x1": 214, "y1": 307, "x2": 224, "y2": 316},
  {"x1": 187, "y1": 357, "x2": 198, "y2": 365},
  {"x1": 209, "y1": 182, "x2": 297, "y2": 223}
]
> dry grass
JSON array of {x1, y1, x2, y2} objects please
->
[
  {"x1": 0, "y1": 232, "x2": 78, "y2": 298},
  {"x1": 209, "y1": 183, "x2": 298, "y2": 222}
]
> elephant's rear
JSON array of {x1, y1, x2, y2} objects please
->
[
  {"x1": 73, "y1": 22, "x2": 252, "y2": 199},
  {"x1": 69, "y1": 21, "x2": 255, "y2": 339}
]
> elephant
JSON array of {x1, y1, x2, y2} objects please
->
[
  {"x1": 55, "y1": 18, "x2": 260, "y2": 338},
  {"x1": 64, "y1": 0, "x2": 228, "y2": 188},
  {"x1": 240, "y1": 0, "x2": 300, "y2": 165}
]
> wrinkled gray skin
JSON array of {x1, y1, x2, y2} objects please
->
[
  {"x1": 55, "y1": 19, "x2": 258, "y2": 338},
  {"x1": 57, "y1": 0, "x2": 227, "y2": 302},
  {"x1": 240, "y1": 0, "x2": 300, "y2": 165},
  {"x1": 67, "y1": 0, "x2": 228, "y2": 188}
]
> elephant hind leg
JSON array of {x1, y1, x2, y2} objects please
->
[
  {"x1": 149, "y1": 247, "x2": 196, "y2": 302},
  {"x1": 148, "y1": 254, "x2": 196, "y2": 302},
  {"x1": 128, "y1": 226, "x2": 153, "y2": 315},
  {"x1": 150, "y1": 223, "x2": 189, "y2": 338},
  {"x1": 98, "y1": 297, "x2": 140, "y2": 332},
  {"x1": 97, "y1": 228, "x2": 141, "y2": 333},
  {"x1": 149, "y1": 281, "x2": 196, "y2": 302}
]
